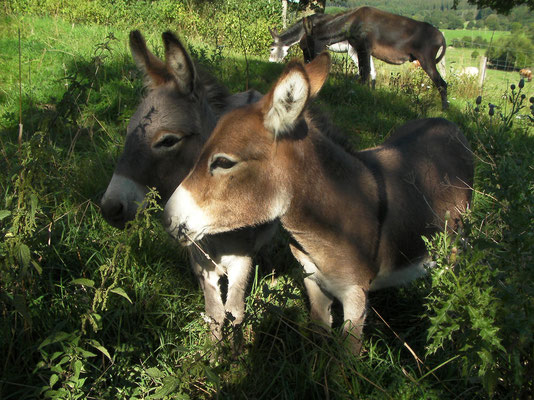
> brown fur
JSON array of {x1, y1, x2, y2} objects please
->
[
  {"x1": 165, "y1": 53, "x2": 473, "y2": 352},
  {"x1": 298, "y1": 7, "x2": 448, "y2": 109},
  {"x1": 520, "y1": 68, "x2": 532, "y2": 82},
  {"x1": 101, "y1": 31, "x2": 272, "y2": 351}
]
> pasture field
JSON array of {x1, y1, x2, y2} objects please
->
[
  {"x1": 1, "y1": 14, "x2": 534, "y2": 400},
  {"x1": 441, "y1": 28, "x2": 511, "y2": 43}
]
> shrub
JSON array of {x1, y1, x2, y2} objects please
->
[
  {"x1": 425, "y1": 84, "x2": 534, "y2": 397},
  {"x1": 487, "y1": 32, "x2": 534, "y2": 70}
]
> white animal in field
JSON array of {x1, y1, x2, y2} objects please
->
[{"x1": 458, "y1": 66, "x2": 479, "y2": 77}]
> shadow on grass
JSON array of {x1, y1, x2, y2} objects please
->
[{"x1": 1, "y1": 45, "x2": 478, "y2": 399}]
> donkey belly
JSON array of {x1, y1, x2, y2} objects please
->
[
  {"x1": 370, "y1": 258, "x2": 431, "y2": 291},
  {"x1": 372, "y1": 44, "x2": 410, "y2": 65}
]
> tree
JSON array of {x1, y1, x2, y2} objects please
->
[
  {"x1": 447, "y1": 14, "x2": 465, "y2": 29},
  {"x1": 485, "y1": 14, "x2": 500, "y2": 30},
  {"x1": 486, "y1": 32, "x2": 534, "y2": 69},
  {"x1": 453, "y1": 0, "x2": 534, "y2": 14},
  {"x1": 298, "y1": 0, "x2": 325, "y2": 16}
]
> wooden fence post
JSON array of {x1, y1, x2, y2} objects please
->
[
  {"x1": 479, "y1": 56, "x2": 487, "y2": 87},
  {"x1": 282, "y1": 0, "x2": 287, "y2": 29},
  {"x1": 438, "y1": 55, "x2": 446, "y2": 78}
]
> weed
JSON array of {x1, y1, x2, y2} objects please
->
[{"x1": 1, "y1": 11, "x2": 533, "y2": 400}]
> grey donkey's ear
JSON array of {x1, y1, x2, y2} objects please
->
[
  {"x1": 129, "y1": 30, "x2": 170, "y2": 87},
  {"x1": 269, "y1": 27, "x2": 279, "y2": 39},
  {"x1": 162, "y1": 31, "x2": 196, "y2": 95}
]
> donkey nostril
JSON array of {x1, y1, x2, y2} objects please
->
[
  {"x1": 162, "y1": 214, "x2": 172, "y2": 228},
  {"x1": 108, "y1": 201, "x2": 124, "y2": 219},
  {"x1": 101, "y1": 199, "x2": 126, "y2": 222}
]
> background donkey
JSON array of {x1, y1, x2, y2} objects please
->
[
  {"x1": 290, "y1": 6, "x2": 449, "y2": 110},
  {"x1": 269, "y1": 18, "x2": 377, "y2": 85},
  {"x1": 100, "y1": 30, "x2": 275, "y2": 348},
  {"x1": 163, "y1": 53, "x2": 473, "y2": 353}
]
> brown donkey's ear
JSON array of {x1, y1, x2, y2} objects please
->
[
  {"x1": 304, "y1": 52, "x2": 331, "y2": 97},
  {"x1": 262, "y1": 61, "x2": 310, "y2": 138},
  {"x1": 129, "y1": 30, "x2": 170, "y2": 87},
  {"x1": 162, "y1": 31, "x2": 196, "y2": 96}
]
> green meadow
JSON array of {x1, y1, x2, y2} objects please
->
[{"x1": 1, "y1": 8, "x2": 533, "y2": 400}]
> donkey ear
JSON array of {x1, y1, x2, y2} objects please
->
[
  {"x1": 129, "y1": 30, "x2": 169, "y2": 87},
  {"x1": 269, "y1": 27, "x2": 278, "y2": 39},
  {"x1": 162, "y1": 31, "x2": 196, "y2": 95},
  {"x1": 304, "y1": 52, "x2": 331, "y2": 97},
  {"x1": 262, "y1": 62, "x2": 310, "y2": 138}
]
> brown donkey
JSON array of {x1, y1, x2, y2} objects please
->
[
  {"x1": 295, "y1": 7, "x2": 448, "y2": 110},
  {"x1": 100, "y1": 31, "x2": 275, "y2": 347},
  {"x1": 163, "y1": 53, "x2": 473, "y2": 352}
]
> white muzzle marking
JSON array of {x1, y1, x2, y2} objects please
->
[
  {"x1": 102, "y1": 174, "x2": 148, "y2": 210},
  {"x1": 269, "y1": 45, "x2": 290, "y2": 63},
  {"x1": 164, "y1": 185, "x2": 211, "y2": 245}
]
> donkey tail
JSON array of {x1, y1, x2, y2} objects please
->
[{"x1": 435, "y1": 33, "x2": 446, "y2": 64}]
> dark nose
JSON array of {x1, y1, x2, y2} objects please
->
[
  {"x1": 101, "y1": 198, "x2": 127, "y2": 228},
  {"x1": 162, "y1": 213, "x2": 172, "y2": 229}
]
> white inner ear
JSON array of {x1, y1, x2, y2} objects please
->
[
  {"x1": 167, "y1": 48, "x2": 193, "y2": 94},
  {"x1": 264, "y1": 70, "x2": 309, "y2": 137}
]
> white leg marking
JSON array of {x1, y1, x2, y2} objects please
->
[{"x1": 223, "y1": 255, "x2": 253, "y2": 325}]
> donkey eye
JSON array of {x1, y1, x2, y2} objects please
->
[
  {"x1": 153, "y1": 134, "x2": 182, "y2": 149},
  {"x1": 210, "y1": 156, "x2": 237, "y2": 172}
]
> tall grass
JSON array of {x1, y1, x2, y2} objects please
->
[{"x1": 1, "y1": 12, "x2": 533, "y2": 399}]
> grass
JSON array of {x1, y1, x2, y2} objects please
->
[
  {"x1": 441, "y1": 28, "x2": 511, "y2": 42},
  {"x1": 1, "y1": 14, "x2": 533, "y2": 400}
]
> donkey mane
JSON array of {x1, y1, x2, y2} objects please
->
[
  {"x1": 195, "y1": 67, "x2": 231, "y2": 114},
  {"x1": 141, "y1": 62, "x2": 231, "y2": 116},
  {"x1": 303, "y1": 104, "x2": 357, "y2": 157}
]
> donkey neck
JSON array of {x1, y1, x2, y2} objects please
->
[
  {"x1": 277, "y1": 22, "x2": 306, "y2": 46},
  {"x1": 312, "y1": 10, "x2": 362, "y2": 45},
  {"x1": 277, "y1": 118, "x2": 383, "y2": 275}
]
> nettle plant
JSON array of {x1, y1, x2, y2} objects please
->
[
  {"x1": 423, "y1": 79, "x2": 534, "y2": 397},
  {"x1": 35, "y1": 190, "x2": 163, "y2": 399}
]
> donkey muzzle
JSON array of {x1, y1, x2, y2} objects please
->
[{"x1": 163, "y1": 213, "x2": 194, "y2": 246}]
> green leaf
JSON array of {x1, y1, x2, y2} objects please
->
[
  {"x1": 39, "y1": 331, "x2": 72, "y2": 350},
  {"x1": 88, "y1": 339, "x2": 112, "y2": 362},
  {"x1": 110, "y1": 287, "x2": 132, "y2": 304},
  {"x1": 73, "y1": 360, "x2": 82, "y2": 380},
  {"x1": 32, "y1": 260, "x2": 43, "y2": 275},
  {"x1": 0, "y1": 210, "x2": 11, "y2": 221},
  {"x1": 13, "y1": 294, "x2": 32, "y2": 326},
  {"x1": 77, "y1": 349, "x2": 97, "y2": 359},
  {"x1": 70, "y1": 278, "x2": 95, "y2": 287},
  {"x1": 204, "y1": 366, "x2": 220, "y2": 386},
  {"x1": 49, "y1": 373, "x2": 59, "y2": 388},
  {"x1": 18, "y1": 243, "x2": 31, "y2": 269},
  {"x1": 146, "y1": 367, "x2": 165, "y2": 379},
  {"x1": 149, "y1": 376, "x2": 180, "y2": 399}
]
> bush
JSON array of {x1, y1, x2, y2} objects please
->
[
  {"x1": 5, "y1": 0, "x2": 282, "y2": 56},
  {"x1": 487, "y1": 32, "x2": 534, "y2": 70},
  {"x1": 425, "y1": 85, "x2": 534, "y2": 397}
]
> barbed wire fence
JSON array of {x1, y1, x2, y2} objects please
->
[{"x1": 328, "y1": 37, "x2": 533, "y2": 101}]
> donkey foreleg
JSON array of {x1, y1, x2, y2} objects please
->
[
  {"x1": 353, "y1": 46, "x2": 372, "y2": 86},
  {"x1": 290, "y1": 244, "x2": 333, "y2": 327},
  {"x1": 223, "y1": 254, "x2": 253, "y2": 353},
  {"x1": 347, "y1": 45, "x2": 376, "y2": 86},
  {"x1": 339, "y1": 285, "x2": 368, "y2": 354},
  {"x1": 189, "y1": 248, "x2": 226, "y2": 344},
  {"x1": 224, "y1": 255, "x2": 253, "y2": 326}
]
